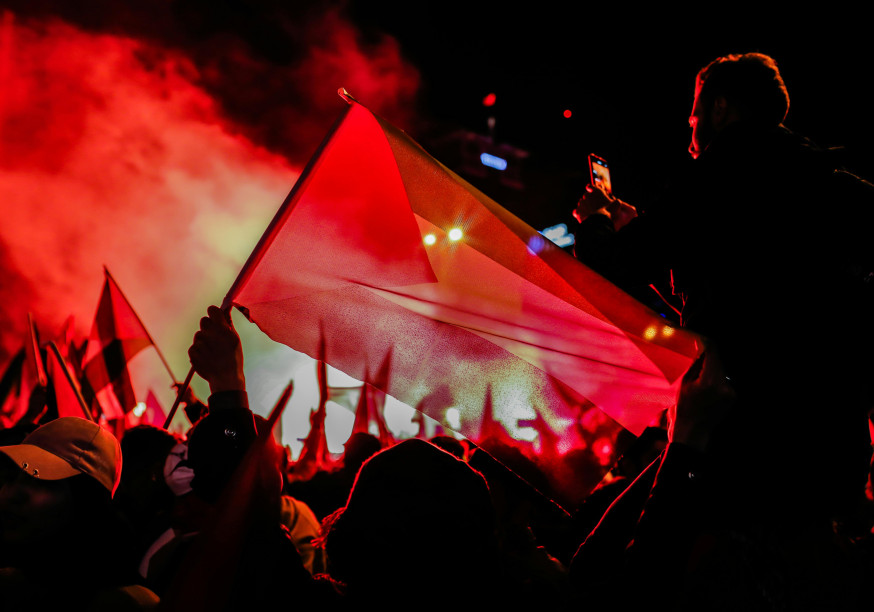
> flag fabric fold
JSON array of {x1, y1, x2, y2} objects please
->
[
  {"x1": 45, "y1": 341, "x2": 92, "y2": 420},
  {"x1": 227, "y1": 96, "x2": 702, "y2": 454}
]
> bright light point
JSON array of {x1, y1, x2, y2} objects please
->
[
  {"x1": 445, "y1": 407, "x2": 461, "y2": 430},
  {"x1": 448, "y1": 228, "x2": 463, "y2": 241},
  {"x1": 662, "y1": 326, "x2": 675, "y2": 337},
  {"x1": 563, "y1": 109, "x2": 572, "y2": 119},
  {"x1": 423, "y1": 233, "x2": 437, "y2": 245},
  {"x1": 540, "y1": 223, "x2": 575, "y2": 248},
  {"x1": 133, "y1": 402, "x2": 147, "y2": 418},
  {"x1": 480, "y1": 152, "x2": 508, "y2": 170},
  {"x1": 483, "y1": 92, "x2": 497, "y2": 107},
  {"x1": 542, "y1": 223, "x2": 568, "y2": 240},
  {"x1": 527, "y1": 234, "x2": 546, "y2": 255},
  {"x1": 325, "y1": 401, "x2": 355, "y2": 454},
  {"x1": 644, "y1": 326, "x2": 657, "y2": 341}
]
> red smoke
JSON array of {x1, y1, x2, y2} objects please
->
[{"x1": 0, "y1": 9, "x2": 421, "y2": 417}]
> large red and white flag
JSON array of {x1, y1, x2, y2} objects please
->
[
  {"x1": 82, "y1": 268, "x2": 154, "y2": 421},
  {"x1": 226, "y1": 94, "x2": 701, "y2": 453}
]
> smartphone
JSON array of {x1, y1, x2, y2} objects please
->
[{"x1": 588, "y1": 153, "x2": 612, "y2": 196}]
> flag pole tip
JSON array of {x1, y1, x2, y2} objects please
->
[{"x1": 337, "y1": 88, "x2": 357, "y2": 104}]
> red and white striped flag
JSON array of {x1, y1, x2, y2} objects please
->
[
  {"x1": 225, "y1": 93, "x2": 701, "y2": 455},
  {"x1": 81, "y1": 268, "x2": 154, "y2": 421}
]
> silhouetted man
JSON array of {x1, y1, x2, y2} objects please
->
[
  {"x1": 570, "y1": 54, "x2": 874, "y2": 609},
  {"x1": 573, "y1": 52, "x2": 873, "y2": 517}
]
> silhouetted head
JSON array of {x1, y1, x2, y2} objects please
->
[
  {"x1": 689, "y1": 52, "x2": 789, "y2": 158},
  {"x1": 0, "y1": 417, "x2": 121, "y2": 552},
  {"x1": 324, "y1": 439, "x2": 498, "y2": 600}
]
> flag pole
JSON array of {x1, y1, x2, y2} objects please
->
[
  {"x1": 164, "y1": 93, "x2": 359, "y2": 433},
  {"x1": 267, "y1": 379, "x2": 293, "y2": 431},
  {"x1": 221, "y1": 99, "x2": 354, "y2": 312},
  {"x1": 27, "y1": 313, "x2": 47, "y2": 387},
  {"x1": 47, "y1": 341, "x2": 95, "y2": 422},
  {"x1": 162, "y1": 367, "x2": 195, "y2": 430},
  {"x1": 164, "y1": 96, "x2": 356, "y2": 432},
  {"x1": 103, "y1": 266, "x2": 179, "y2": 385}
]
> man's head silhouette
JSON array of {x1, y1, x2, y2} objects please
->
[{"x1": 688, "y1": 53, "x2": 790, "y2": 158}]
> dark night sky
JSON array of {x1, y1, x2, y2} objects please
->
[
  {"x1": 6, "y1": 0, "x2": 873, "y2": 228},
  {"x1": 350, "y1": 4, "x2": 874, "y2": 229}
]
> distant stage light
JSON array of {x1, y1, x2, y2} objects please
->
[
  {"x1": 563, "y1": 109, "x2": 572, "y2": 119},
  {"x1": 445, "y1": 407, "x2": 461, "y2": 430},
  {"x1": 479, "y1": 152, "x2": 507, "y2": 171},
  {"x1": 133, "y1": 402, "x2": 147, "y2": 418},
  {"x1": 448, "y1": 228, "x2": 463, "y2": 241},
  {"x1": 527, "y1": 234, "x2": 547, "y2": 255},
  {"x1": 423, "y1": 233, "x2": 437, "y2": 245},
  {"x1": 483, "y1": 92, "x2": 497, "y2": 107},
  {"x1": 540, "y1": 223, "x2": 575, "y2": 248}
]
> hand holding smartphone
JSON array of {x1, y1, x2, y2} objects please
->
[
  {"x1": 588, "y1": 153, "x2": 612, "y2": 196},
  {"x1": 576, "y1": 154, "x2": 637, "y2": 230}
]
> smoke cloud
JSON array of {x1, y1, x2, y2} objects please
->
[{"x1": 0, "y1": 7, "x2": 421, "y2": 439}]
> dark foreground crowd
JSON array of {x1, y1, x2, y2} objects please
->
[
  {"x1": 0, "y1": 306, "x2": 872, "y2": 612},
  {"x1": 2, "y1": 51, "x2": 874, "y2": 610}
]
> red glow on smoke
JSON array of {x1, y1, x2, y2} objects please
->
[
  {"x1": 188, "y1": 8, "x2": 421, "y2": 166},
  {"x1": 0, "y1": 10, "x2": 421, "y2": 410}
]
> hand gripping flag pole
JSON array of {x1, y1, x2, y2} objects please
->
[{"x1": 163, "y1": 92, "x2": 356, "y2": 430}]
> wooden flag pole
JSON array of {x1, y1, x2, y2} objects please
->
[
  {"x1": 266, "y1": 379, "x2": 293, "y2": 432},
  {"x1": 27, "y1": 313, "x2": 47, "y2": 387},
  {"x1": 162, "y1": 366, "x2": 195, "y2": 430},
  {"x1": 162, "y1": 95, "x2": 355, "y2": 433}
]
